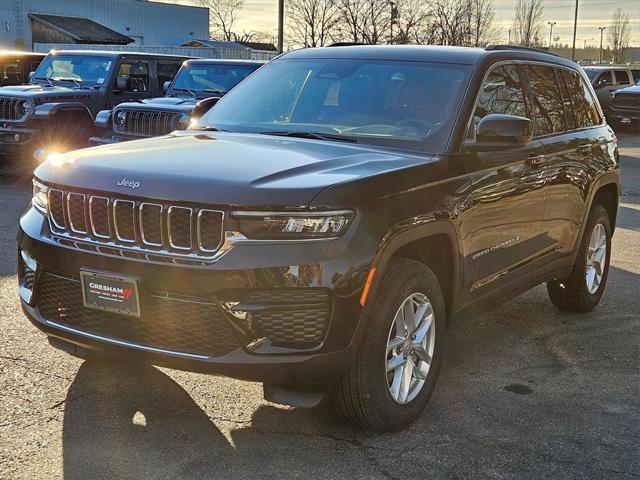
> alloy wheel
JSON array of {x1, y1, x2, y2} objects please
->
[
  {"x1": 385, "y1": 292, "x2": 436, "y2": 404},
  {"x1": 585, "y1": 222, "x2": 607, "y2": 295}
]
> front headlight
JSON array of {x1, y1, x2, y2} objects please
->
[
  {"x1": 32, "y1": 179, "x2": 48, "y2": 213},
  {"x1": 178, "y1": 113, "x2": 190, "y2": 129},
  {"x1": 115, "y1": 110, "x2": 126, "y2": 126},
  {"x1": 16, "y1": 100, "x2": 32, "y2": 117},
  {"x1": 231, "y1": 210, "x2": 354, "y2": 240}
]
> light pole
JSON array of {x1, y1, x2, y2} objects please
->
[
  {"x1": 389, "y1": 1, "x2": 397, "y2": 44},
  {"x1": 277, "y1": 0, "x2": 284, "y2": 53},
  {"x1": 548, "y1": 21, "x2": 556, "y2": 48},
  {"x1": 598, "y1": 26, "x2": 606, "y2": 64},
  {"x1": 571, "y1": 0, "x2": 579, "y2": 60}
]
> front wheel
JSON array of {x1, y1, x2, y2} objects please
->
[
  {"x1": 547, "y1": 204, "x2": 612, "y2": 312},
  {"x1": 330, "y1": 258, "x2": 446, "y2": 431}
]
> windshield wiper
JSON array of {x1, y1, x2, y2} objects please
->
[
  {"x1": 35, "y1": 76, "x2": 54, "y2": 86},
  {"x1": 56, "y1": 78, "x2": 84, "y2": 88},
  {"x1": 259, "y1": 130, "x2": 357, "y2": 143},
  {"x1": 172, "y1": 87, "x2": 197, "y2": 97}
]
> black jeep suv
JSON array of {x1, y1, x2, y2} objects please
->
[
  {"x1": 18, "y1": 45, "x2": 620, "y2": 431},
  {"x1": 0, "y1": 50, "x2": 187, "y2": 165},
  {"x1": 90, "y1": 59, "x2": 263, "y2": 145}
]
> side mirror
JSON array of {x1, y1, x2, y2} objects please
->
[
  {"x1": 116, "y1": 76, "x2": 130, "y2": 91},
  {"x1": 465, "y1": 114, "x2": 532, "y2": 152},
  {"x1": 595, "y1": 77, "x2": 610, "y2": 89},
  {"x1": 163, "y1": 81, "x2": 171, "y2": 93},
  {"x1": 192, "y1": 96, "x2": 221, "y2": 119},
  {"x1": 28, "y1": 71, "x2": 35, "y2": 83}
]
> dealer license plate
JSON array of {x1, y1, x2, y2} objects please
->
[{"x1": 80, "y1": 270, "x2": 141, "y2": 318}]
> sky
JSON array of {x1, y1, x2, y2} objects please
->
[{"x1": 167, "y1": 0, "x2": 640, "y2": 47}]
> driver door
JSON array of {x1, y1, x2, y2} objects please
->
[{"x1": 460, "y1": 63, "x2": 547, "y2": 302}]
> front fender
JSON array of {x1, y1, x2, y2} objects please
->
[{"x1": 33, "y1": 102, "x2": 93, "y2": 120}]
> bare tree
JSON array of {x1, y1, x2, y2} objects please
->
[
  {"x1": 198, "y1": 0, "x2": 245, "y2": 41},
  {"x1": 608, "y1": 8, "x2": 631, "y2": 64},
  {"x1": 286, "y1": 0, "x2": 342, "y2": 47},
  {"x1": 392, "y1": 0, "x2": 434, "y2": 45},
  {"x1": 467, "y1": 0, "x2": 499, "y2": 47},
  {"x1": 513, "y1": 0, "x2": 545, "y2": 47}
]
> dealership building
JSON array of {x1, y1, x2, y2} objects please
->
[{"x1": 0, "y1": 0, "x2": 209, "y2": 50}]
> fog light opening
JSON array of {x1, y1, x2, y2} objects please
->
[{"x1": 19, "y1": 249, "x2": 38, "y2": 304}]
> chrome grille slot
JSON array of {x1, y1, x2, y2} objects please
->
[
  {"x1": 114, "y1": 200, "x2": 136, "y2": 242},
  {"x1": 89, "y1": 196, "x2": 110, "y2": 238},
  {"x1": 197, "y1": 210, "x2": 224, "y2": 252},
  {"x1": 114, "y1": 108, "x2": 181, "y2": 137},
  {"x1": 140, "y1": 203, "x2": 163, "y2": 246},
  {"x1": 48, "y1": 189, "x2": 66, "y2": 229},
  {"x1": 67, "y1": 193, "x2": 87, "y2": 234},
  {"x1": 168, "y1": 206, "x2": 192, "y2": 250},
  {"x1": 45, "y1": 189, "x2": 224, "y2": 259}
]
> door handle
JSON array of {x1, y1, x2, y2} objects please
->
[
  {"x1": 578, "y1": 144, "x2": 593, "y2": 153},
  {"x1": 526, "y1": 154, "x2": 545, "y2": 168}
]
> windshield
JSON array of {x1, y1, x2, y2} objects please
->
[
  {"x1": 199, "y1": 58, "x2": 470, "y2": 151},
  {"x1": 170, "y1": 63, "x2": 259, "y2": 95},
  {"x1": 33, "y1": 55, "x2": 113, "y2": 84}
]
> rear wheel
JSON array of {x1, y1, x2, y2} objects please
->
[
  {"x1": 547, "y1": 204, "x2": 612, "y2": 312},
  {"x1": 330, "y1": 258, "x2": 446, "y2": 431}
]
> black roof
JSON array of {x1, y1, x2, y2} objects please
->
[
  {"x1": 47, "y1": 50, "x2": 193, "y2": 61},
  {"x1": 283, "y1": 44, "x2": 579, "y2": 69},
  {"x1": 29, "y1": 14, "x2": 133, "y2": 45}
]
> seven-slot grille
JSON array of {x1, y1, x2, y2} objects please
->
[
  {"x1": 47, "y1": 189, "x2": 224, "y2": 258},
  {"x1": 0, "y1": 96, "x2": 23, "y2": 121},
  {"x1": 612, "y1": 93, "x2": 640, "y2": 110},
  {"x1": 113, "y1": 109, "x2": 182, "y2": 137}
]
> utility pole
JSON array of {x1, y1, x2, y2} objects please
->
[
  {"x1": 508, "y1": 28, "x2": 511, "y2": 44},
  {"x1": 548, "y1": 21, "x2": 556, "y2": 48},
  {"x1": 277, "y1": 0, "x2": 284, "y2": 53},
  {"x1": 571, "y1": 0, "x2": 579, "y2": 60},
  {"x1": 598, "y1": 26, "x2": 606, "y2": 64}
]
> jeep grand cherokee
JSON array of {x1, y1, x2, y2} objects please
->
[{"x1": 18, "y1": 45, "x2": 620, "y2": 431}]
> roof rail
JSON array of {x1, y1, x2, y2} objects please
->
[
  {"x1": 485, "y1": 44, "x2": 562, "y2": 58},
  {"x1": 328, "y1": 42, "x2": 369, "y2": 47}
]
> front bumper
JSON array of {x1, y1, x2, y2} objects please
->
[
  {"x1": 0, "y1": 125, "x2": 37, "y2": 159},
  {"x1": 88, "y1": 134, "x2": 138, "y2": 146},
  {"x1": 18, "y1": 207, "x2": 376, "y2": 384}
]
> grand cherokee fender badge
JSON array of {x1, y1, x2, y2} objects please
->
[{"x1": 117, "y1": 178, "x2": 141, "y2": 189}]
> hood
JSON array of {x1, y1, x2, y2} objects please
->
[
  {"x1": 35, "y1": 131, "x2": 432, "y2": 207},
  {"x1": 615, "y1": 84, "x2": 640, "y2": 95},
  {"x1": 0, "y1": 84, "x2": 101, "y2": 103},
  {"x1": 115, "y1": 96, "x2": 196, "y2": 114}
]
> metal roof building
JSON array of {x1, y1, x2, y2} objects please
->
[{"x1": 0, "y1": 0, "x2": 209, "y2": 50}]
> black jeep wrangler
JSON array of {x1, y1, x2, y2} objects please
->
[
  {"x1": 0, "y1": 50, "x2": 187, "y2": 166},
  {"x1": 91, "y1": 59, "x2": 264, "y2": 145},
  {"x1": 19, "y1": 45, "x2": 620, "y2": 432}
]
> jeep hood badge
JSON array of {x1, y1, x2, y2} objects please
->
[{"x1": 117, "y1": 178, "x2": 141, "y2": 189}]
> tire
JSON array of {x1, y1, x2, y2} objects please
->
[
  {"x1": 330, "y1": 258, "x2": 446, "y2": 432},
  {"x1": 547, "y1": 204, "x2": 612, "y2": 312}
]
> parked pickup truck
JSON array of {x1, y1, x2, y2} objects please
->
[
  {"x1": 609, "y1": 80, "x2": 640, "y2": 130},
  {"x1": 0, "y1": 50, "x2": 188, "y2": 166},
  {"x1": 90, "y1": 59, "x2": 264, "y2": 145},
  {"x1": 583, "y1": 66, "x2": 639, "y2": 118}
]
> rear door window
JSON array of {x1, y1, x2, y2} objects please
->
[
  {"x1": 614, "y1": 70, "x2": 631, "y2": 86},
  {"x1": 526, "y1": 65, "x2": 566, "y2": 135},
  {"x1": 157, "y1": 62, "x2": 182, "y2": 90},
  {"x1": 562, "y1": 70, "x2": 601, "y2": 128},
  {"x1": 117, "y1": 61, "x2": 149, "y2": 92},
  {"x1": 556, "y1": 68, "x2": 576, "y2": 130}
]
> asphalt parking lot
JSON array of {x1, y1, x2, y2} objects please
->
[{"x1": 1, "y1": 133, "x2": 638, "y2": 480}]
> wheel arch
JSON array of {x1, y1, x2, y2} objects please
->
[
  {"x1": 33, "y1": 102, "x2": 94, "y2": 122},
  {"x1": 573, "y1": 173, "x2": 620, "y2": 252},
  {"x1": 361, "y1": 220, "x2": 463, "y2": 327}
]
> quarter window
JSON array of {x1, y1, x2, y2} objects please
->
[
  {"x1": 470, "y1": 64, "x2": 528, "y2": 138},
  {"x1": 526, "y1": 65, "x2": 566, "y2": 135},
  {"x1": 563, "y1": 70, "x2": 601, "y2": 128}
]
